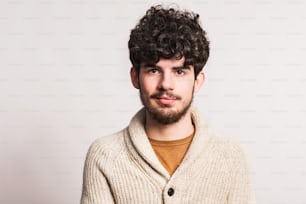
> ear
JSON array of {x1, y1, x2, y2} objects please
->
[
  {"x1": 130, "y1": 67, "x2": 140, "y2": 89},
  {"x1": 194, "y1": 71, "x2": 205, "y2": 93}
]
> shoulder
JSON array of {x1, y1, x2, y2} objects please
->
[
  {"x1": 212, "y1": 134, "x2": 246, "y2": 156},
  {"x1": 192, "y1": 109, "x2": 248, "y2": 161},
  {"x1": 85, "y1": 128, "x2": 127, "y2": 164},
  {"x1": 210, "y1": 133, "x2": 249, "y2": 170},
  {"x1": 192, "y1": 109, "x2": 246, "y2": 158}
]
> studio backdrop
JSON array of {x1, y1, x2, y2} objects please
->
[{"x1": 0, "y1": 0, "x2": 306, "y2": 203}]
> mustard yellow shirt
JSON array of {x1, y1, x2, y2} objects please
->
[{"x1": 149, "y1": 133, "x2": 194, "y2": 175}]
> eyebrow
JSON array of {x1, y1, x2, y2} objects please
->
[
  {"x1": 141, "y1": 63, "x2": 156, "y2": 68},
  {"x1": 173, "y1": 66, "x2": 191, "y2": 70},
  {"x1": 141, "y1": 64, "x2": 191, "y2": 70}
]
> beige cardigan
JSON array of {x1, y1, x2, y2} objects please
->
[{"x1": 81, "y1": 108, "x2": 256, "y2": 204}]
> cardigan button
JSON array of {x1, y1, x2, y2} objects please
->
[{"x1": 167, "y1": 188, "x2": 175, "y2": 196}]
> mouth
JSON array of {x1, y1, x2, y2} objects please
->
[{"x1": 154, "y1": 96, "x2": 177, "y2": 105}]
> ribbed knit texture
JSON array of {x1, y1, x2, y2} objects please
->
[{"x1": 81, "y1": 108, "x2": 256, "y2": 204}]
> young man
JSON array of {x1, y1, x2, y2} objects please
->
[{"x1": 81, "y1": 5, "x2": 255, "y2": 204}]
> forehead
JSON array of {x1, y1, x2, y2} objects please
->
[{"x1": 155, "y1": 57, "x2": 185, "y2": 68}]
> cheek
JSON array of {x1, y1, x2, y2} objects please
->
[
  {"x1": 181, "y1": 80, "x2": 195, "y2": 93},
  {"x1": 139, "y1": 78, "x2": 155, "y2": 94}
]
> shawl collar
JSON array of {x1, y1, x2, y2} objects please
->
[{"x1": 126, "y1": 107, "x2": 214, "y2": 179}]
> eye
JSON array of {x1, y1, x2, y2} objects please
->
[
  {"x1": 175, "y1": 68, "x2": 185, "y2": 75},
  {"x1": 148, "y1": 68, "x2": 160, "y2": 74}
]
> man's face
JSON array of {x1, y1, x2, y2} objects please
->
[{"x1": 131, "y1": 57, "x2": 205, "y2": 124}]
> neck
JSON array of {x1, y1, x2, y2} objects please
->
[{"x1": 144, "y1": 110, "x2": 194, "y2": 141}]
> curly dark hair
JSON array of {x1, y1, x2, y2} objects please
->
[{"x1": 128, "y1": 5, "x2": 210, "y2": 77}]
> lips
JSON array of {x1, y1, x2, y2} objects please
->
[
  {"x1": 150, "y1": 92, "x2": 180, "y2": 105},
  {"x1": 155, "y1": 96, "x2": 176, "y2": 105}
]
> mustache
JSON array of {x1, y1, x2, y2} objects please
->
[{"x1": 150, "y1": 92, "x2": 181, "y2": 100}]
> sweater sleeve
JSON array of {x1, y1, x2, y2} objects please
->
[
  {"x1": 80, "y1": 142, "x2": 115, "y2": 204},
  {"x1": 227, "y1": 141, "x2": 256, "y2": 204}
]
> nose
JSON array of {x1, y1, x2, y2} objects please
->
[{"x1": 158, "y1": 72, "x2": 174, "y2": 91}]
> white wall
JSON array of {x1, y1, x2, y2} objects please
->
[{"x1": 0, "y1": 0, "x2": 305, "y2": 203}]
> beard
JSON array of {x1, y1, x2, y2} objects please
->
[{"x1": 139, "y1": 88, "x2": 194, "y2": 125}]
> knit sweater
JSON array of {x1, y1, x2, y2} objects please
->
[{"x1": 80, "y1": 108, "x2": 256, "y2": 204}]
